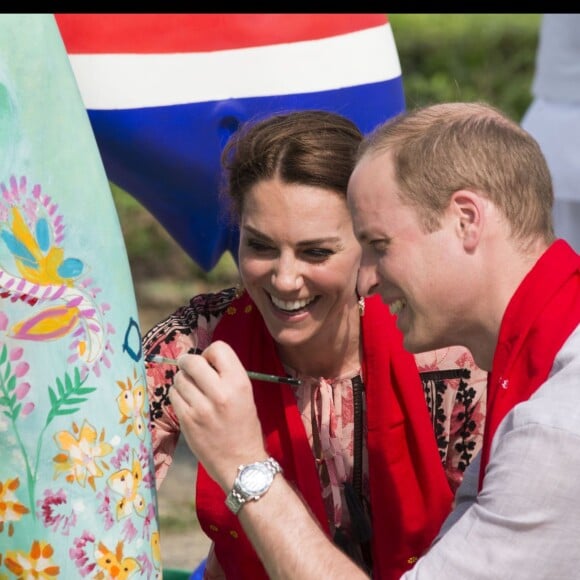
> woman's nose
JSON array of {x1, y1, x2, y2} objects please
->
[{"x1": 271, "y1": 256, "x2": 303, "y2": 291}]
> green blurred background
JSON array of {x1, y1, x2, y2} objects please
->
[{"x1": 113, "y1": 14, "x2": 542, "y2": 330}]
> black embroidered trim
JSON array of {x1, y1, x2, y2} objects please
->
[{"x1": 419, "y1": 368, "x2": 471, "y2": 382}]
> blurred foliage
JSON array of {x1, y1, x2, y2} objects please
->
[
  {"x1": 115, "y1": 13, "x2": 543, "y2": 288},
  {"x1": 111, "y1": 182, "x2": 238, "y2": 285},
  {"x1": 390, "y1": 14, "x2": 541, "y2": 121}
]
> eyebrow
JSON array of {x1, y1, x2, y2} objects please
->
[
  {"x1": 243, "y1": 225, "x2": 344, "y2": 247},
  {"x1": 355, "y1": 230, "x2": 392, "y2": 246},
  {"x1": 353, "y1": 229, "x2": 370, "y2": 243}
]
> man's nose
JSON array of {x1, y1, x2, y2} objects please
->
[{"x1": 356, "y1": 259, "x2": 379, "y2": 297}]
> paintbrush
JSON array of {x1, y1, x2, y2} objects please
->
[{"x1": 145, "y1": 354, "x2": 302, "y2": 386}]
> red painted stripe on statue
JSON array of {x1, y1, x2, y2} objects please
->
[{"x1": 55, "y1": 14, "x2": 388, "y2": 54}]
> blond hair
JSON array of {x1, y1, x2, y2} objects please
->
[{"x1": 358, "y1": 102, "x2": 554, "y2": 242}]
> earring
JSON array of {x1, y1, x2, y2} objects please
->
[
  {"x1": 357, "y1": 295, "x2": 365, "y2": 317},
  {"x1": 234, "y1": 283, "x2": 245, "y2": 299}
]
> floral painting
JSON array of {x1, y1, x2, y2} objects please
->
[{"x1": 0, "y1": 15, "x2": 161, "y2": 579}]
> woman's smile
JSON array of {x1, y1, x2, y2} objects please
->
[{"x1": 269, "y1": 293, "x2": 319, "y2": 314}]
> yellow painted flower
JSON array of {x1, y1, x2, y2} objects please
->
[
  {"x1": 4, "y1": 540, "x2": 60, "y2": 579},
  {"x1": 53, "y1": 420, "x2": 113, "y2": 490},
  {"x1": 9, "y1": 206, "x2": 74, "y2": 287},
  {"x1": 94, "y1": 541, "x2": 140, "y2": 579},
  {"x1": 116, "y1": 369, "x2": 147, "y2": 440},
  {"x1": 107, "y1": 455, "x2": 146, "y2": 520},
  {"x1": 151, "y1": 530, "x2": 162, "y2": 566}
]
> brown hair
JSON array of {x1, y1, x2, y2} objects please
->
[
  {"x1": 221, "y1": 110, "x2": 363, "y2": 220},
  {"x1": 358, "y1": 101, "x2": 554, "y2": 243}
]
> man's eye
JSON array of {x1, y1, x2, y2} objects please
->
[{"x1": 371, "y1": 240, "x2": 389, "y2": 254}]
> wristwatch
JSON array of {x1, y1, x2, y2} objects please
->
[{"x1": 225, "y1": 457, "x2": 282, "y2": 515}]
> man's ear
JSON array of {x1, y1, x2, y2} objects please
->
[{"x1": 449, "y1": 189, "x2": 484, "y2": 252}]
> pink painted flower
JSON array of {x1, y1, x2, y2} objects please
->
[
  {"x1": 97, "y1": 488, "x2": 115, "y2": 531},
  {"x1": 69, "y1": 531, "x2": 97, "y2": 576},
  {"x1": 9, "y1": 346, "x2": 23, "y2": 360},
  {"x1": 15, "y1": 382, "x2": 30, "y2": 400},
  {"x1": 37, "y1": 488, "x2": 77, "y2": 536},
  {"x1": 13, "y1": 361, "x2": 29, "y2": 378},
  {"x1": 121, "y1": 517, "x2": 138, "y2": 543}
]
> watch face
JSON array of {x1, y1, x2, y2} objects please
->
[{"x1": 239, "y1": 463, "x2": 274, "y2": 495}]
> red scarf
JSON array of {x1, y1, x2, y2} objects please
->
[
  {"x1": 480, "y1": 240, "x2": 580, "y2": 488},
  {"x1": 196, "y1": 292, "x2": 453, "y2": 579}
]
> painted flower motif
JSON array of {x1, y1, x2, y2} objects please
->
[
  {"x1": 94, "y1": 540, "x2": 140, "y2": 580},
  {"x1": 3, "y1": 540, "x2": 60, "y2": 578},
  {"x1": 14, "y1": 381, "x2": 30, "y2": 399},
  {"x1": 138, "y1": 443, "x2": 156, "y2": 490},
  {"x1": 0, "y1": 477, "x2": 30, "y2": 536},
  {"x1": 0, "y1": 342, "x2": 35, "y2": 419},
  {"x1": 53, "y1": 420, "x2": 113, "y2": 490},
  {"x1": 8, "y1": 346, "x2": 23, "y2": 361},
  {"x1": 69, "y1": 530, "x2": 97, "y2": 576},
  {"x1": 37, "y1": 488, "x2": 77, "y2": 536},
  {"x1": 116, "y1": 369, "x2": 147, "y2": 440},
  {"x1": 150, "y1": 530, "x2": 161, "y2": 565},
  {"x1": 121, "y1": 517, "x2": 138, "y2": 543},
  {"x1": 11, "y1": 304, "x2": 81, "y2": 341},
  {"x1": 0, "y1": 176, "x2": 115, "y2": 375},
  {"x1": 96, "y1": 487, "x2": 115, "y2": 531},
  {"x1": 110, "y1": 443, "x2": 131, "y2": 470},
  {"x1": 107, "y1": 453, "x2": 146, "y2": 521}
]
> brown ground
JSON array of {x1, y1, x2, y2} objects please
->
[{"x1": 155, "y1": 438, "x2": 212, "y2": 574}]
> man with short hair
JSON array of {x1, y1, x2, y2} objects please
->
[{"x1": 170, "y1": 102, "x2": 580, "y2": 578}]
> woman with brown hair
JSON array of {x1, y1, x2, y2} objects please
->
[{"x1": 144, "y1": 110, "x2": 486, "y2": 579}]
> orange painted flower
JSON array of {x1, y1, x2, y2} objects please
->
[
  {"x1": 0, "y1": 477, "x2": 30, "y2": 536},
  {"x1": 4, "y1": 540, "x2": 60, "y2": 578}
]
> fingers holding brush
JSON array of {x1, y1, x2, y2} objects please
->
[{"x1": 169, "y1": 341, "x2": 268, "y2": 490}]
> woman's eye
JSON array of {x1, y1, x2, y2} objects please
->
[
  {"x1": 247, "y1": 239, "x2": 273, "y2": 252},
  {"x1": 304, "y1": 248, "x2": 334, "y2": 260}
]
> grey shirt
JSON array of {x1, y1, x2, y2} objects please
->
[{"x1": 403, "y1": 324, "x2": 580, "y2": 579}]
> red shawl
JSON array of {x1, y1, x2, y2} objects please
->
[
  {"x1": 196, "y1": 292, "x2": 453, "y2": 579},
  {"x1": 480, "y1": 240, "x2": 580, "y2": 488}
]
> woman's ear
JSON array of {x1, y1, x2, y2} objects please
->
[{"x1": 449, "y1": 189, "x2": 484, "y2": 252}]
